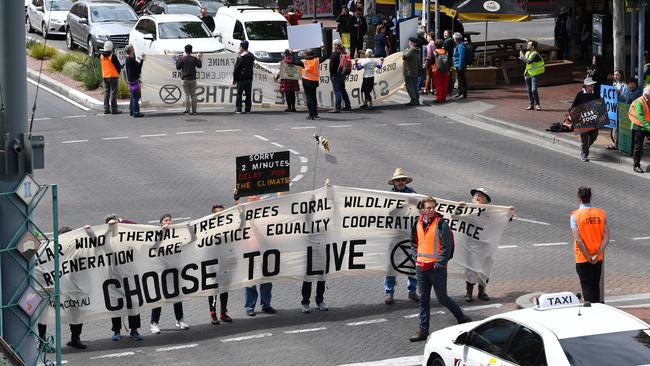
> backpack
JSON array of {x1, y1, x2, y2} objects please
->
[
  {"x1": 338, "y1": 52, "x2": 352, "y2": 76},
  {"x1": 435, "y1": 52, "x2": 449, "y2": 73},
  {"x1": 463, "y1": 41, "x2": 475, "y2": 65}
]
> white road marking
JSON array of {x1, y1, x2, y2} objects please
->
[
  {"x1": 291, "y1": 126, "x2": 316, "y2": 129},
  {"x1": 271, "y1": 142, "x2": 284, "y2": 148},
  {"x1": 631, "y1": 236, "x2": 650, "y2": 241},
  {"x1": 531, "y1": 242, "x2": 568, "y2": 247},
  {"x1": 254, "y1": 134, "x2": 269, "y2": 141},
  {"x1": 89, "y1": 352, "x2": 135, "y2": 359},
  {"x1": 27, "y1": 78, "x2": 91, "y2": 111},
  {"x1": 618, "y1": 303, "x2": 650, "y2": 308},
  {"x1": 220, "y1": 333, "x2": 272, "y2": 343},
  {"x1": 404, "y1": 311, "x2": 444, "y2": 318},
  {"x1": 292, "y1": 174, "x2": 304, "y2": 182},
  {"x1": 215, "y1": 129, "x2": 241, "y2": 132},
  {"x1": 397, "y1": 123, "x2": 421, "y2": 126},
  {"x1": 328, "y1": 124, "x2": 352, "y2": 128},
  {"x1": 346, "y1": 319, "x2": 387, "y2": 326},
  {"x1": 283, "y1": 327, "x2": 327, "y2": 334},
  {"x1": 176, "y1": 131, "x2": 204, "y2": 135},
  {"x1": 31, "y1": 117, "x2": 51, "y2": 121},
  {"x1": 289, "y1": 149, "x2": 300, "y2": 155},
  {"x1": 605, "y1": 293, "x2": 650, "y2": 303},
  {"x1": 498, "y1": 245, "x2": 519, "y2": 249},
  {"x1": 512, "y1": 217, "x2": 552, "y2": 225},
  {"x1": 140, "y1": 134, "x2": 167, "y2": 138},
  {"x1": 300, "y1": 166, "x2": 308, "y2": 173},
  {"x1": 101, "y1": 136, "x2": 128, "y2": 140},
  {"x1": 374, "y1": 124, "x2": 387, "y2": 126},
  {"x1": 337, "y1": 355, "x2": 423, "y2": 366},
  {"x1": 61, "y1": 139, "x2": 88, "y2": 144},
  {"x1": 156, "y1": 344, "x2": 199, "y2": 352},
  {"x1": 299, "y1": 157, "x2": 309, "y2": 163},
  {"x1": 61, "y1": 115, "x2": 87, "y2": 119},
  {"x1": 462, "y1": 303, "x2": 503, "y2": 311}
]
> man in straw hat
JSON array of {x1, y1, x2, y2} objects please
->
[
  {"x1": 384, "y1": 168, "x2": 419, "y2": 305},
  {"x1": 570, "y1": 77, "x2": 601, "y2": 162}
]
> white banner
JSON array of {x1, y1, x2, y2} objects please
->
[
  {"x1": 141, "y1": 53, "x2": 405, "y2": 109},
  {"x1": 36, "y1": 187, "x2": 512, "y2": 323}
]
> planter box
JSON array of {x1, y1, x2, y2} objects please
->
[
  {"x1": 537, "y1": 60, "x2": 575, "y2": 86},
  {"x1": 466, "y1": 66, "x2": 498, "y2": 89}
]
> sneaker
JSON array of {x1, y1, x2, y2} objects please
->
[
  {"x1": 150, "y1": 322, "x2": 160, "y2": 334},
  {"x1": 220, "y1": 312, "x2": 233, "y2": 323},
  {"x1": 408, "y1": 292, "x2": 420, "y2": 303},
  {"x1": 535, "y1": 104, "x2": 542, "y2": 111},
  {"x1": 184, "y1": 111, "x2": 191, "y2": 115},
  {"x1": 130, "y1": 330, "x2": 144, "y2": 341},
  {"x1": 316, "y1": 302, "x2": 328, "y2": 311},
  {"x1": 67, "y1": 338, "x2": 87, "y2": 349},
  {"x1": 111, "y1": 331, "x2": 121, "y2": 341},
  {"x1": 384, "y1": 293, "x2": 394, "y2": 305},
  {"x1": 176, "y1": 320, "x2": 189, "y2": 330},
  {"x1": 328, "y1": 109, "x2": 341, "y2": 113},
  {"x1": 111, "y1": 110, "x2": 122, "y2": 114},
  {"x1": 235, "y1": 111, "x2": 242, "y2": 114},
  {"x1": 210, "y1": 311, "x2": 220, "y2": 325},
  {"x1": 104, "y1": 110, "x2": 111, "y2": 114},
  {"x1": 525, "y1": 105, "x2": 534, "y2": 110},
  {"x1": 409, "y1": 330, "x2": 429, "y2": 342},
  {"x1": 261, "y1": 306, "x2": 277, "y2": 314},
  {"x1": 133, "y1": 113, "x2": 144, "y2": 118},
  {"x1": 246, "y1": 308, "x2": 256, "y2": 317},
  {"x1": 581, "y1": 154, "x2": 589, "y2": 162},
  {"x1": 634, "y1": 166, "x2": 645, "y2": 173},
  {"x1": 301, "y1": 303, "x2": 311, "y2": 313},
  {"x1": 459, "y1": 315, "x2": 473, "y2": 324}
]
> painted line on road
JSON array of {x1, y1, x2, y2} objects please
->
[
  {"x1": 462, "y1": 303, "x2": 503, "y2": 311},
  {"x1": 283, "y1": 327, "x2": 327, "y2": 334},
  {"x1": 289, "y1": 149, "x2": 300, "y2": 155},
  {"x1": 605, "y1": 293, "x2": 650, "y2": 303},
  {"x1": 513, "y1": 217, "x2": 551, "y2": 225},
  {"x1": 346, "y1": 319, "x2": 387, "y2": 326},
  {"x1": 498, "y1": 245, "x2": 519, "y2": 249},
  {"x1": 176, "y1": 131, "x2": 204, "y2": 135},
  {"x1": 215, "y1": 129, "x2": 241, "y2": 132},
  {"x1": 337, "y1": 355, "x2": 423, "y2": 366},
  {"x1": 374, "y1": 124, "x2": 387, "y2": 126},
  {"x1": 631, "y1": 236, "x2": 650, "y2": 241},
  {"x1": 397, "y1": 123, "x2": 421, "y2": 126},
  {"x1": 61, "y1": 115, "x2": 87, "y2": 119},
  {"x1": 328, "y1": 124, "x2": 352, "y2": 128},
  {"x1": 300, "y1": 166, "x2": 308, "y2": 173},
  {"x1": 156, "y1": 344, "x2": 199, "y2": 352},
  {"x1": 531, "y1": 242, "x2": 567, "y2": 247},
  {"x1": 618, "y1": 303, "x2": 650, "y2": 309},
  {"x1": 31, "y1": 117, "x2": 51, "y2": 121},
  {"x1": 291, "y1": 126, "x2": 316, "y2": 130},
  {"x1": 299, "y1": 156, "x2": 309, "y2": 163},
  {"x1": 101, "y1": 136, "x2": 128, "y2": 140},
  {"x1": 61, "y1": 139, "x2": 88, "y2": 144},
  {"x1": 292, "y1": 174, "x2": 304, "y2": 183},
  {"x1": 140, "y1": 134, "x2": 167, "y2": 138},
  {"x1": 220, "y1": 333, "x2": 272, "y2": 343},
  {"x1": 254, "y1": 134, "x2": 269, "y2": 141},
  {"x1": 89, "y1": 352, "x2": 135, "y2": 359},
  {"x1": 27, "y1": 78, "x2": 91, "y2": 111},
  {"x1": 404, "y1": 311, "x2": 444, "y2": 318},
  {"x1": 271, "y1": 142, "x2": 285, "y2": 148}
]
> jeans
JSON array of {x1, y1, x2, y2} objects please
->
[
  {"x1": 417, "y1": 266, "x2": 466, "y2": 331},
  {"x1": 384, "y1": 275, "x2": 417, "y2": 294},
  {"x1": 455, "y1": 69, "x2": 467, "y2": 97},
  {"x1": 111, "y1": 315, "x2": 141, "y2": 332},
  {"x1": 580, "y1": 129, "x2": 599, "y2": 157},
  {"x1": 525, "y1": 75, "x2": 539, "y2": 106},
  {"x1": 151, "y1": 302, "x2": 184, "y2": 323},
  {"x1": 129, "y1": 88, "x2": 141, "y2": 116},
  {"x1": 244, "y1": 283, "x2": 272, "y2": 310},
  {"x1": 302, "y1": 79, "x2": 319, "y2": 118},
  {"x1": 576, "y1": 261, "x2": 602, "y2": 303},
  {"x1": 103, "y1": 77, "x2": 119, "y2": 111},
  {"x1": 301, "y1": 281, "x2": 325, "y2": 305},
  {"x1": 208, "y1": 293, "x2": 229, "y2": 313},
  {"x1": 632, "y1": 127, "x2": 650, "y2": 167},
  {"x1": 182, "y1": 79, "x2": 198, "y2": 113},
  {"x1": 331, "y1": 74, "x2": 351, "y2": 110},
  {"x1": 404, "y1": 76, "x2": 419, "y2": 104},
  {"x1": 236, "y1": 79, "x2": 253, "y2": 112}
]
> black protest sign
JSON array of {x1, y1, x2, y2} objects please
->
[
  {"x1": 236, "y1": 151, "x2": 290, "y2": 197},
  {"x1": 569, "y1": 98, "x2": 609, "y2": 134}
]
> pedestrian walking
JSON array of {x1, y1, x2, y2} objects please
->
[
  {"x1": 124, "y1": 45, "x2": 144, "y2": 118},
  {"x1": 199, "y1": 7, "x2": 215, "y2": 32},
  {"x1": 233, "y1": 40, "x2": 255, "y2": 114},
  {"x1": 431, "y1": 39, "x2": 450, "y2": 104},
  {"x1": 520, "y1": 39, "x2": 544, "y2": 111},
  {"x1": 207, "y1": 204, "x2": 232, "y2": 324},
  {"x1": 384, "y1": 168, "x2": 418, "y2": 305},
  {"x1": 452, "y1": 32, "x2": 467, "y2": 99},
  {"x1": 628, "y1": 86, "x2": 650, "y2": 173},
  {"x1": 99, "y1": 41, "x2": 122, "y2": 115},
  {"x1": 554, "y1": 6, "x2": 571, "y2": 60},
  {"x1": 176, "y1": 44, "x2": 202, "y2": 115},
  {"x1": 347, "y1": 8, "x2": 367, "y2": 58},
  {"x1": 373, "y1": 24, "x2": 387, "y2": 58},
  {"x1": 355, "y1": 49, "x2": 382, "y2": 110},
  {"x1": 463, "y1": 188, "x2": 492, "y2": 303},
  {"x1": 329, "y1": 39, "x2": 352, "y2": 113},
  {"x1": 402, "y1": 37, "x2": 421, "y2": 106},
  {"x1": 570, "y1": 186, "x2": 609, "y2": 303},
  {"x1": 409, "y1": 196, "x2": 471, "y2": 342},
  {"x1": 571, "y1": 77, "x2": 601, "y2": 162},
  {"x1": 275, "y1": 49, "x2": 299, "y2": 112},
  {"x1": 422, "y1": 32, "x2": 435, "y2": 95},
  {"x1": 283, "y1": 5, "x2": 302, "y2": 25},
  {"x1": 336, "y1": 7, "x2": 352, "y2": 50}
]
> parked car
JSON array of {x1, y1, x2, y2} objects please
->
[
  {"x1": 143, "y1": 0, "x2": 202, "y2": 16},
  {"x1": 129, "y1": 14, "x2": 224, "y2": 56},
  {"x1": 198, "y1": 0, "x2": 225, "y2": 15},
  {"x1": 66, "y1": 0, "x2": 138, "y2": 59},
  {"x1": 26, "y1": 0, "x2": 74, "y2": 38}
]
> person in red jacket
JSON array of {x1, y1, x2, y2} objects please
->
[{"x1": 284, "y1": 6, "x2": 302, "y2": 26}]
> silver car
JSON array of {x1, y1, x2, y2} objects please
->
[
  {"x1": 27, "y1": 0, "x2": 74, "y2": 38},
  {"x1": 66, "y1": 0, "x2": 138, "y2": 57}
]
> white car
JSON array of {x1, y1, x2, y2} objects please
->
[
  {"x1": 26, "y1": 0, "x2": 74, "y2": 38},
  {"x1": 422, "y1": 292, "x2": 650, "y2": 366},
  {"x1": 129, "y1": 14, "x2": 224, "y2": 56}
]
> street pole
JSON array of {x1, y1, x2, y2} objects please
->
[
  {"x1": 612, "y1": 0, "x2": 625, "y2": 72},
  {"x1": 0, "y1": 0, "x2": 38, "y2": 365},
  {"x1": 312, "y1": 0, "x2": 317, "y2": 23},
  {"x1": 631, "y1": 10, "x2": 637, "y2": 79},
  {"x1": 423, "y1": 0, "x2": 429, "y2": 32},
  {"x1": 434, "y1": 0, "x2": 440, "y2": 39},
  {"x1": 639, "y1": 0, "x2": 646, "y2": 85}
]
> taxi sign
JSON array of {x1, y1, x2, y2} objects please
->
[{"x1": 535, "y1": 292, "x2": 581, "y2": 311}]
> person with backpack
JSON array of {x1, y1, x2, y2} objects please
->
[
  {"x1": 329, "y1": 39, "x2": 352, "y2": 113},
  {"x1": 431, "y1": 39, "x2": 450, "y2": 103},
  {"x1": 409, "y1": 196, "x2": 471, "y2": 342},
  {"x1": 520, "y1": 39, "x2": 544, "y2": 111},
  {"x1": 452, "y1": 32, "x2": 468, "y2": 99}
]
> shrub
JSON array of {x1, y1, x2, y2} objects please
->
[
  {"x1": 50, "y1": 52, "x2": 87, "y2": 72},
  {"x1": 28, "y1": 43, "x2": 58, "y2": 60},
  {"x1": 62, "y1": 62, "x2": 84, "y2": 82},
  {"x1": 79, "y1": 57, "x2": 102, "y2": 90},
  {"x1": 26, "y1": 38, "x2": 39, "y2": 50},
  {"x1": 117, "y1": 78, "x2": 130, "y2": 99}
]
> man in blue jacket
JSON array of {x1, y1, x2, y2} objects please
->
[{"x1": 452, "y1": 32, "x2": 467, "y2": 99}]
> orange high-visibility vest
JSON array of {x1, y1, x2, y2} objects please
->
[
  {"x1": 301, "y1": 58, "x2": 320, "y2": 81},
  {"x1": 628, "y1": 96, "x2": 650, "y2": 128},
  {"x1": 572, "y1": 207, "x2": 606, "y2": 263},
  {"x1": 100, "y1": 54, "x2": 119, "y2": 78},
  {"x1": 416, "y1": 216, "x2": 445, "y2": 267}
]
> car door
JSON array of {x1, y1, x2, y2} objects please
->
[
  {"x1": 230, "y1": 19, "x2": 245, "y2": 51},
  {"x1": 68, "y1": 3, "x2": 81, "y2": 42},
  {"x1": 73, "y1": 3, "x2": 89, "y2": 43},
  {"x1": 461, "y1": 319, "x2": 520, "y2": 366},
  {"x1": 143, "y1": 19, "x2": 157, "y2": 55},
  {"x1": 503, "y1": 326, "x2": 548, "y2": 366},
  {"x1": 29, "y1": 0, "x2": 44, "y2": 31}
]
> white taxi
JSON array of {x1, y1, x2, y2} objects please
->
[{"x1": 422, "y1": 292, "x2": 650, "y2": 366}]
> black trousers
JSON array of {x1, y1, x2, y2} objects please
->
[
  {"x1": 285, "y1": 91, "x2": 296, "y2": 109},
  {"x1": 456, "y1": 69, "x2": 467, "y2": 97},
  {"x1": 361, "y1": 77, "x2": 374, "y2": 103},
  {"x1": 208, "y1": 292, "x2": 229, "y2": 313},
  {"x1": 576, "y1": 261, "x2": 602, "y2": 303},
  {"x1": 236, "y1": 79, "x2": 252, "y2": 112},
  {"x1": 302, "y1": 79, "x2": 319, "y2": 118},
  {"x1": 632, "y1": 127, "x2": 650, "y2": 167},
  {"x1": 111, "y1": 315, "x2": 141, "y2": 332},
  {"x1": 38, "y1": 323, "x2": 82, "y2": 340},
  {"x1": 301, "y1": 281, "x2": 326, "y2": 305},
  {"x1": 580, "y1": 129, "x2": 599, "y2": 157}
]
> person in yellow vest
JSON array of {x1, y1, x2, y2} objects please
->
[
  {"x1": 570, "y1": 186, "x2": 609, "y2": 303},
  {"x1": 287, "y1": 49, "x2": 327, "y2": 120},
  {"x1": 409, "y1": 196, "x2": 471, "y2": 342},
  {"x1": 519, "y1": 40, "x2": 545, "y2": 111},
  {"x1": 628, "y1": 86, "x2": 650, "y2": 173},
  {"x1": 99, "y1": 41, "x2": 122, "y2": 114}
]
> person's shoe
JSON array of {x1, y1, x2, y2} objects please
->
[
  {"x1": 190, "y1": 112, "x2": 197, "y2": 115},
  {"x1": 525, "y1": 105, "x2": 534, "y2": 110},
  {"x1": 459, "y1": 95, "x2": 467, "y2": 99},
  {"x1": 316, "y1": 302, "x2": 328, "y2": 311},
  {"x1": 184, "y1": 110, "x2": 191, "y2": 115},
  {"x1": 342, "y1": 106, "x2": 352, "y2": 111},
  {"x1": 284, "y1": 108, "x2": 292, "y2": 112},
  {"x1": 459, "y1": 315, "x2": 473, "y2": 324},
  {"x1": 384, "y1": 293, "x2": 394, "y2": 305},
  {"x1": 261, "y1": 306, "x2": 277, "y2": 314},
  {"x1": 535, "y1": 104, "x2": 542, "y2": 111},
  {"x1": 465, "y1": 282, "x2": 474, "y2": 303},
  {"x1": 290, "y1": 108, "x2": 298, "y2": 112},
  {"x1": 111, "y1": 110, "x2": 122, "y2": 114},
  {"x1": 235, "y1": 111, "x2": 242, "y2": 114},
  {"x1": 150, "y1": 322, "x2": 160, "y2": 334},
  {"x1": 453, "y1": 94, "x2": 462, "y2": 99},
  {"x1": 220, "y1": 312, "x2": 233, "y2": 323},
  {"x1": 360, "y1": 104, "x2": 368, "y2": 110},
  {"x1": 246, "y1": 308, "x2": 256, "y2": 317},
  {"x1": 408, "y1": 292, "x2": 420, "y2": 303},
  {"x1": 210, "y1": 311, "x2": 220, "y2": 325},
  {"x1": 129, "y1": 330, "x2": 144, "y2": 341},
  {"x1": 67, "y1": 338, "x2": 87, "y2": 349},
  {"x1": 367, "y1": 105, "x2": 375, "y2": 110},
  {"x1": 328, "y1": 109, "x2": 341, "y2": 113},
  {"x1": 111, "y1": 331, "x2": 121, "y2": 342},
  {"x1": 409, "y1": 330, "x2": 429, "y2": 342},
  {"x1": 104, "y1": 109, "x2": 111, "y2": 114},
  {"x1": 477, "y1": 285, "x2": 490, "y2": 301},
  {"x1": 634, "y1": 166, "x2": 645, "y2": 173},
  {"x1": 133, "y1": 113, "x2": 144, "y2": 118},
  {"x1": 306, "y1": 116, "x2": 314, "y2": 120},
  {"x1": 301, "y1": 303, "x2": 311, "y2": 313},
  {"x1": 314, "y1": 115, "x2": 321, "y2": 119},
  {"x1": 581, "y1": 154, "x2": 589, "y2": 162},
  {"x1": 176, "y1": 320, "x2": 189, "y2": 330}
]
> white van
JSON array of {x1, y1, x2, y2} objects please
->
[{"x1": 213, "y1": 6, "x2": 289, "y2": 63}]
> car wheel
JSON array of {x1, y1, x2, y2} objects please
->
[
  {"x1": 428, "y1": 356, "x2": 445, "y2": 366},
  {"x1": 66, "y1": 28, "x2": 77, "y2": 50},
  {"x1": 27, "y1": 16, "x2": 35, "y2": 33},
  {"x1": 87, "y1": 37, "x2": 95, "y2": 57},
  {"x1": 41, "y1": 22, "x2": 48, "y2": 39}
]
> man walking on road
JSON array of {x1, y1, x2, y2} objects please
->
[
  {"x1": 452, "y1": 32, "x2": 467, "y2": 99},
  {"x1": 571, "y1": 77, "x2": 601, "y2": 162},
  {"x1": 520, "y1": 39, "x2": 544, "y2": 111},
  {"x1": 628, "y1": 86, "x2": 650, "y2": 173},
  {"x1": 570, "y1": 186, "x2": 608, "y2": 303},
  {"x1": 403, "y1": 37, "x2": 421, "y2": 106},
  {"x1": 100, "y1": 41, "x2": 122, "y2": 114},
  {"x1": 233, "y1": 40, "x2": 255, "y2": 114},
  {"x1": 329, "y1": 39, "x2": 352, "y2": 113},
  {"x1": 410, "y1": 197, "x2": 471, "y2": 342},
  {"x1": 176, "y1": 44, "x2": 202, "y2": 115}
]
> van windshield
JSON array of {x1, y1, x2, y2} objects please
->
[
  {"x1": 159, "y1": 21, "x2": 211, "y2": 39},
  {"x1": 245, "y1": 21, "x2": 287, "y2": 41}
]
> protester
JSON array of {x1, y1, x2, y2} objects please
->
[
  {"x1": 443, "y1": 30, "x2": 455, "y2": 94},
  {"x1": 612, "y1": 69, "x2": 628, "y2": 101},
  {"x1": 571, "y1": 77, "x2": 601, "y2": 162},
  {"x1": 587, "y1": 54, "x2": 607, "y2": 92},
  {"x1": 452, "y1": 32, "x2": 467, "y2": 99},
  {"x1": 383, "y1": 17, "x2": 395, "y2": 54},
  {"x1": 207, "y1": 205, "x2": 232, "y2": 324},
  {"x1": 520, "y1": 40, "x2": 544, "y2": 111},
  {"x1": 415, "y1": 29, "x2": 428, "y2": 94},
  {"x1": 402, "y1": 37, "x2": 421, "y2": 106},
  {"x1": 628, "y1": 85, "x2": 650, "y2": 173},
  {"x1": 384, "y1": 168, "x2": 418, "y2": 305},
  {"x1": 373, "y1": 24, "x2": 387, "y2": 58},
  {"x1": 199, "y1": 7, "x2": 215, "y2": 32},
  {"x1": 431, "y1": 39, "x2": 450, "y2": 104},
  {"x1": 464, "y1": 188, "x2": 492, "y2": 302},
  {"x1": 355, "y1": 49, "x2": 382, "y2": 110},
  {"x1": 275, "y1": 49, "x2": 299, "y2": 112},
  {"x1": 233, "y1": 40, "x2": 255, "y2": 114},
  {"x1": 99, "y1": 41, "x2": 122, "y2": 115},
  {"x1": 124, "y1": 45, "x2": 144, "y2": 118},
  {"x1": 284, "y1": 6, "x2": 302, "y2": 26},
  {"x1": 329, "y1": 39, "x2": 352, "y2": 113},
  {"x1": 176, "y1": 44, "x2": 202, "y2": 115},
  {"x1": 422, "y1": 32, "x2": 436, "y2": 95},
  {"x1": 570, "y1": 186, "x2": 609, "y2": 303},
  {"x1": 151, "y1": 214, "x2": 189, "y2": 333},
  {"x1": 623, "y1": 79, "x2": 643, "y2": 104},
  {"x1": 347, "y1": 8, "x2": 367, "y2": 58},
  {"x1": 288, "y1": 49, "x2": 327, "y2": 120},
  {"x1": 409, "y1": 196, "x2": 471, "y2": 342},
  {"x1": 336, "y1": 7, "x2": 352, "y2": 50}
]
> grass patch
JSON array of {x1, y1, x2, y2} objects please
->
[
  {"x1": 26, "y1": 38, "x2": 40, "y2": 50},
  {"x1": 117, "y1": 78, "x2": 130, "y2": 99},
  {"x1": 28, "y1": 43, "x2": 58, "y2": 60},
  {"x1": 79, "y1": 57, "x2": 102, "y2": 90},
  {"x1": 62, "y1": 62, "x2": 84, "y2": 82},
  {"x1": 50, "y1": 52, "x2": 87, "y2": 72}
]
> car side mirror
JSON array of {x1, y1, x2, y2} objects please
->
[
  {"x1": 36, "y1": 6, "x2": 44, "y2": 11},
  {"x1": 79, "y1": 18, "x2": 88, "y2": 24},
  {"x1": 453, "y1": 332, "x2": 468, "y2": 345},
  {"x1": 144, "y1": 33, "x2": 155, "y2": 41}
]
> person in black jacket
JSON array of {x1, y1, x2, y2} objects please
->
[
  {"x1": 200, "y1": 7, "x2": 215, "y2": 32},
  {"x1": 124, "y1": 45, "x2": 145, "y2": 118},
  {"x1": 336, "y1": 7, "x2": 351, "y2": 50},
  {"x1": 587, "y1": 54, "x2": 607, "y2": 92},
  {"x1": 571, "y1": 77, "x2": 601, "y2": 162},
  {"x1": 329, "y1": 39, "x2": 351, "y2": 113},
  {"x1": 233, "y1": 40, "x2": 255, "y2": 114},
  {"x1": 347, "y1": 9, "x2": 367, "y2": 58}
]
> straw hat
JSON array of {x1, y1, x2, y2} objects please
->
[
  {"x1": 470, "y1": 188, "x2": 492, "y2": 203},
  {"x1": 583, "y1": 77, "x2": 597, "y2": 86},
  {"x1": 388, "y1": 168, "x2": 413, "y2": 185}
]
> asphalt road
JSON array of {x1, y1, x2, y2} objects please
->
[{"x1": 27, "y1": 81, "x2": 650, "y2": 365}]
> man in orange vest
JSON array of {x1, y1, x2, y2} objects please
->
[
  {"x1": 409, "y1": 196, "x2": 471, "y2": 342},
  {"x1": 99, "y1": 41, "x2": 122, "y2": 114},
  {"x1": 628, "y1": 86, "x2": 650, "y2": 173},
  {"x1": 570, "y1": 186, "x2": 609, "y2": 303}
]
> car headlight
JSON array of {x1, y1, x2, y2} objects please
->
[
  {"x1": 96, "y1": 34, "x2": 109, "y2": 41},
  {"x1": 254, "y1": 51, "x2": 270, "y2": 59}
]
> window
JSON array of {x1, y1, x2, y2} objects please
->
[
  {"x1": 69, "y1": 3, "x2": 80, "y2": 17},
  {"x1": 79, "y1": 5, "x2": 88, "y2": 19},
  {"x1": 158, "y1": 21, "x2": 210, "y2": 39},
  {"x1": 135, "y1": 19, "x2": 147, "y2": 33},
  {"x1": 45, "y1": 0, "x2": 73, "y2": 11},
  {"x1": 33, "y1": 0, "x2": 44, "y2": 8},
  {"x1": 244, "y1": 21, "x2": 287, "y2": 41},
  {"x1": 166, "y1": 4, "x2": 201, "y2": 15},
  {"x1": 233, "y1": 20, "x2": 244, "y2": 40},
  {"x1": 90, "y1": 5, "x2": 137, "y2": 22},
  {"x1": 467, "y1": 319, "x2": 519, "y2": 359},
  {"x1": 560, "y1": 329, "x2": 650, "y2": 366},
  {"x1": 506, "y1": 326, "x2": 547, "y2": 366}
]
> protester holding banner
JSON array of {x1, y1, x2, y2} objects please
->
[
  {"x1": 355, "y1": 50, "x2": 383, "y2": 110},
  {"x1": 463, "y1": 188, "x2": 492, "y2": 303},
  {"x1": 275, "y1": 49, "x2": 300, "y2": 113},
  {"x1": 207, "y1": 204, "x2": 233, "y2": 324},
  {"x1": 612, "y1": 70, "x2": 628, "y2": 101},
  {"x1": 233, "y1": 40, "x2": 255, "y2": 114},
  {"x1": 628, "y1": 86, "x2": 650, "y2": 173},
  {"x1": 571, "y1": 77, "x2": 601, "y2": 162},
  {"x1": 175, "y1": 45, "x2": 202, "y2": 115},
  {"x1": 124, "y1": 45, "x2": 145, "y2": 118}
]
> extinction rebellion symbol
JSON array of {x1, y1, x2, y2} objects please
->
[
  {"x1": 483, "y1": 1, "x2": 501, "y2": 12},
  {"x1": 159, "y1": 84, "x2": 182, "y2": 104},
  {"x1": 391, "y1": 239, "x2": 416, "y2": 276}
]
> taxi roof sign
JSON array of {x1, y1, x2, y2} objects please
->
[{"x1": 535, "y1": 292, "x2": 581, "y2": 311}]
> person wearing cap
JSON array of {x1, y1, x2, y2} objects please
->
[
  {"x1": 519, "y1": 39, "x2": 544, "y2": 111},
  {"x1": 628, "y1": 85, "x2": 650, "y2": 173},
  {"x1": 176, "y1": 44, "x2": 203, "y2": 115},
  {"x1": 233, "y1": 40, "x2": 255, "y2": 114},
  {"x1": 571, "y1": 77, "x2": 601, "y2": 162},
  {"x1": 100, "y1": 41, "x2": 122, "y2": 115},
  {"x1": 403, "y1": 37, "x2": 421, "y2": 106},
  {"x1": 284, "y1": 5, "x2": 302, "y2": 26},
  {"x1": 384, "y1": 168, "x2": 419, "y2": 305},
  {"x1": 199, "y1": 7, "x2": 215, "y2": 32},
  {"x1": 462, "y1": 188, "x2": 492, "y2": 303}
]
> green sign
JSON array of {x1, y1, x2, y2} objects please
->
[{"x1": 617, "y1": 102, "x2": 633, "y2": 155}]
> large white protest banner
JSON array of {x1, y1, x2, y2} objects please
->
[
  {"x1": 36, "y1": 187, "x2": 512, "y2": 323},
  {"x1": 140, "y1": 52, "x2": 405, "y2": 109}
]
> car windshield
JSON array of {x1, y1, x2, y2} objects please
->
[
  {"x1": 44, "y1": 0, "x2": 73, "y2": 11},
  {"x1": 158, "y1": 21, "x2": 211, "y2": 39},
  {"x1": 201, "y1": 0, "x2": 223, "y2": 13},
  {"x1": 560, "y1": 329, "x2": 650, "y2": 366},
  {"x1": 90, "y1": 5, "x2": 137, "y2": 22},
  {"x1": 245, "y1": 21, "x2": 287, "y2": 41},
  {"x1": 167, "y1": 4, "x2": 201, "y2": 14}
]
